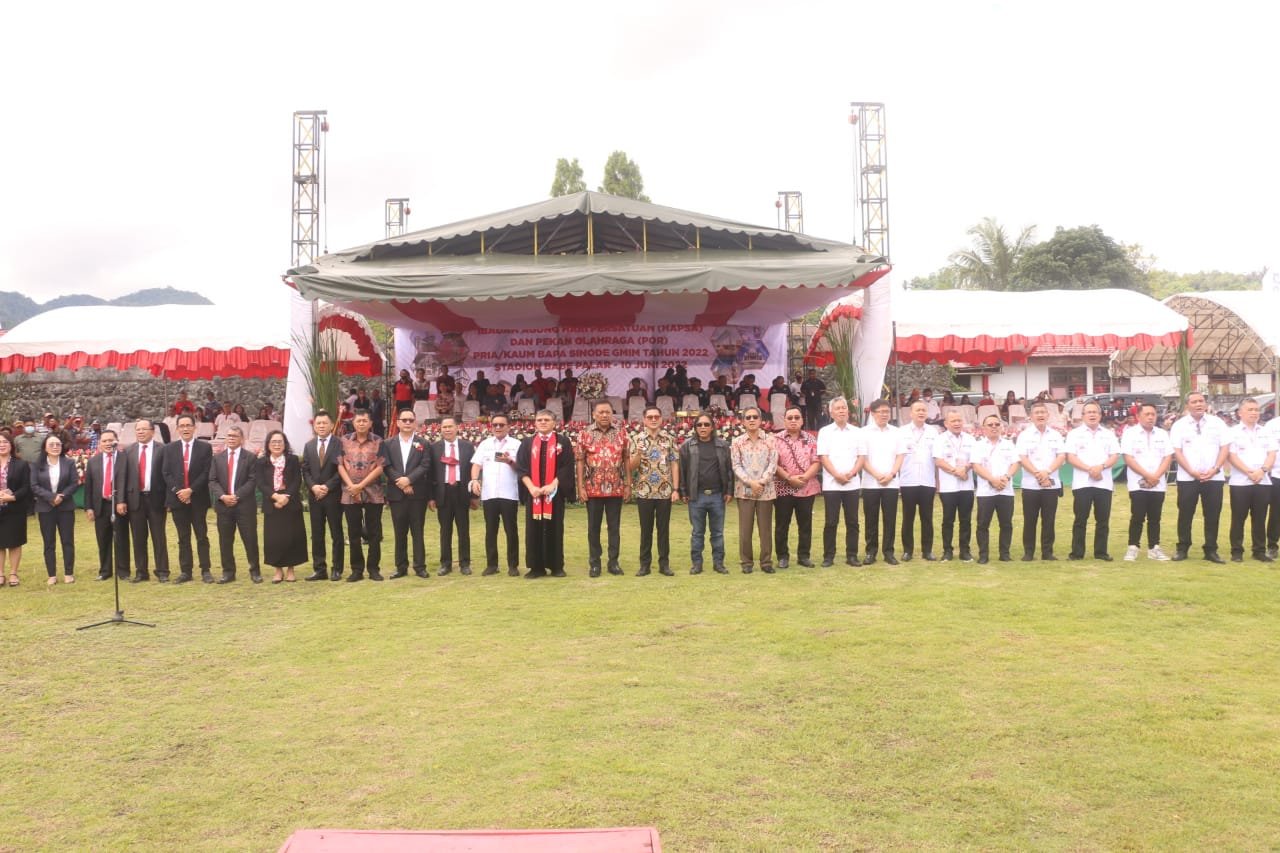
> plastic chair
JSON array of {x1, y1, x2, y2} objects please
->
[
  {"x1": 737, "y1": 393, "x2": 757, "y2": 412},
  {"x1": 770, "y1": 394, "x2": 788, "y2": 429},
  {"x1": 413, "y1": 400, "x2": 435, "y2": 423},
  {"x1": 627, "y1": 396, "x2": 646, "y2": 423},
  {"x1": 1008, "y1": 404, "x2": 1029, "y2": 426},
  {"x1": 461, "y1": 400, "x2": 481, "y2": 423},
  {"x1": 958, "y1": 405, "x2": 978, "y2": 425},
  {"x1": 709, "y1": 394, "x2": 728, "y2": 411},
  {"x1": 570, "y1": 398, "x2": 589, "y2": 423},
  {"x1": 656, "y1": 396, "x2": 675, "y2": 419},
  {"x1": 517, "y1": 398, "x2": 537, "y2": 418},
  {"x1": 976, "y1": 404, "x2": 1001, "y2": 425},
  {"x1": 607, "y1": 396, "x2": 625, "y2": 418},
  {"x1": 681, "y1": 394, "x2": 701, "y2": 412}
]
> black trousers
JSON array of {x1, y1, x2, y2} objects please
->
[
  {"x1": 90, "y1": 497, "x2": 130, "y2": 577},
  {"x1": 38, "y1": 510, "x2": 75, "y2": 576},
  {"x1": 1175, "y1": 479, "x2": 1224, "y2": 556},
  {"x1": 526, "y1": 499, "x2": 565, "y2": 572},
  {"x1": 1229, "y1": 483, "x2": 1270, "y2": 558},
  {"x1": 774, "y1": 493, "x2": 815, "y2": 560},
  {"x1": 344, "y1": 503, "x2": 383, "y2": 573},
  {"x1": 389, "y1": 498, "x2": 427, "y2": 572},
  {"x1": 862, "y1": 487, "x2": 898, "y2": 555},
  {"x1": 586, "y1": 496, "x2": 623, "y2": 569},
  {"x1": 129, "y1": 498, "x2": 169, "y2": 577},
  {"x1": 1070, "y1": 487, "x2": 1113, "y2": 558},
  {"x1": 635, "y1": 498, "x2": 672, "y2": 570},
  {"x1": 976, "y1": 495, "x2": 1014, "y2": 559},
  {"x1": 899, "y1": 485, "x2": 935, "y2": 555},
  {"x1": 483, "y1": 497, "x2": 520, "y2": 570},
  {"x1": 1128, "y1": 490, "x2": 1165, "y2": 548},
  {"x1": 822, "y1": 490, "x2": 860, "y2": 560},
  {"x1": 437, "y1": 485, "x2": 471, "y2": 568},
  {"x1": 804, "y1": 403, "x2": 823, "y2": 431},
  {"x1": 939, "y1": 490, "x2": 974, "y2": 555},
  {"x1": 170, "y1": 502, "x2": 212, "y2": 574},
  {"x1": 1269, "y1": 480, "x2": 1280, "y2": 549},
  {"x1": 308, "y1": 493, "x2": 345, "y2": 573},
  {"x1": 215, "y1": 503, "x2": 260, "y2": 574},
  {"x1": 1021, "y1": 488, "x2": 1060, "y2": 557}
]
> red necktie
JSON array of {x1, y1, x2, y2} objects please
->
[
  {"x1": 447, "y1": 443, "x2": 457, "y2": 484},
  {"x1": 183, "y1": 443, "x2": 191, "y2": 489},
  {"x1": 227, "y1": 450, "x2": 234, "y2": 489},
  {"x1": 103, "y1": 452, "x2": 113, "y2": 499},
  {"x1": 138, "y1": 445, "x2": 147, "y2": 490}
]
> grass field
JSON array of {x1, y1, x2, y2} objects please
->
[{"x1": 2, "y1": 492, "x2": 1279, "y2": 851}]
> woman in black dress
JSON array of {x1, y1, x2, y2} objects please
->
[
  {"x1": 31, "y1": 433, "x2": 79, "y2": 585},
  {"x1": 0, "y1": 434, "x2": 31, "y2": 587},
  {"x1": 255, "y1": 430, "x2": 308, "y2": 583}
]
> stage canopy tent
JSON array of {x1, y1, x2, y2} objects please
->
[
  {"x1": 0, "y1": 303, "x2": 383, "y2": 379},
  {"x1": 879, "y1": 289, "x2": 1190, "y2": 365},
  {"x1": 287, "y1": 191, "x2": 889, "y2": 332},
  {"x1": 1111, "y1": 290, "x2": 1280, "y2": 378}
]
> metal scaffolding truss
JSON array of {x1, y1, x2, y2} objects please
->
[
  {"x1": 385, "y1": 198, "x2": 410, "y2": 239},
  {"x1": 776, "y1": 191, "x2": 803, "y2": 234},
  {"x1": 1112, "y1": 291, "x2": 1280, "y2": 377},
  {"x1": 292, "y1": 110, "x2": 327, "y2": 268},
  {"x1": 850, "y1": 102, "x2": 888, "y2": 261}
]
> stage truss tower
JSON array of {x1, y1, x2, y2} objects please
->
[
  {"x1": 776, "y1": 191, "x2": 804, "y2": 234},
  {"x1": 292, "y1": 110, "x2": 328, "y2": 267},
  {"x1": 385, "y1": 198, "x2": 411, "y2": 238},
  {"x1": 849, "y1": 102, "x2": 888, "y2": 262}
]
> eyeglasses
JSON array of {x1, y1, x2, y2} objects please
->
[
  {"x1": 492, "y1": 422, "x2": 508, "y2": 428},
  {"x1": 696, "y1": 422, "x2": 714, "y2": 428},
  {"x1": 742, "y1": 415, "x2": 760, "y2": 420},
  {"x1": 398, "y1": 417, "x2": 415, "y2": 423}
]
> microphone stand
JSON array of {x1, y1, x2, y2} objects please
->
[{"x1": 78, "y1": 484, "x2": 154, "y2": 630}]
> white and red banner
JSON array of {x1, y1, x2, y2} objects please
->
[{"x1": 394, "y1": 322, "x2": 787, "y2": 396}]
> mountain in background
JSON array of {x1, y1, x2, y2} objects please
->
[{"x1": 0, "y1": 287, "x2": 211, "y2": 329}]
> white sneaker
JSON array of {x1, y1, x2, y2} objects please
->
[
  {"x1": 1148, "y1": 545, "x2": 1171, "y2": 561},
  {"x1": 1124, "y1": 545, "x2": 1139, "y2": 561}
]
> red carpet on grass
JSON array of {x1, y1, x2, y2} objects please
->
[{"x1": 278, "y1": 827, "x2": 662, "y2": 852}]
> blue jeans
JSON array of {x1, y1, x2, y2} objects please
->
[{"x1": 689, "y1": 491, "x2": 726, "y2": 568}]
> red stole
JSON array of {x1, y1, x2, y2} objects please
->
[{"x1": 530, "y1": 434, "x2": 559, "y2": 520}]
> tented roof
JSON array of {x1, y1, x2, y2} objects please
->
[
  {"x1": 0, "y1": 304, "x2": 382, "y2": 379},
  {"x1": 288, "y1": 191, "x2": 887, "y2": 332},
  {"x1": 889, "y1": 289, "x2": 1190, "y2": 364},
  {"x1": 1112, "y1": 290, "x2": 1280, "y2": 377}
]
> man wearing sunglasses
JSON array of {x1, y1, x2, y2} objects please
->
[
  {"x1": 679, "y1": 414, "x2": 733, "y2": 574},
  {"x1": 731, "y1": 406, "x2": 778, "y2": 573},
  {"x1": 471, "y1": 415, "x2": 522, "y2": 576},
  {"x1": 627, "y1": 406, "x2": 680, "y2": 576}
]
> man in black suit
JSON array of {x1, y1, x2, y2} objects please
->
[
  {"x1": 302, "y1": 410, "x2": 345, "y2": 581},
  {"x1": 120, "y1": 418, "x2": 170, "y2": 582},
  {"x1": 82, "y1": 428, "x2": 130, "y2": 580},
  {"x1": 429, "y1": 416, "x2": 475, "y2": 575},
  {"x1": 379, "y1": 408, "x2": 432, "y2": 578},
  {"x1": 209, "y1": 426, "x2": 261, "y2": 583},
  {"x1": 162, "y1": 413, "x2": 214, "y2": 583}
]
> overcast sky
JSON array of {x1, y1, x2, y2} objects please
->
[{"x1": 2, "y1": 0, "x2": 1276, "y2": 311}]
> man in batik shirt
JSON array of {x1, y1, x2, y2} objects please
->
[
  {"x1": 627, "y1": 405, "x2": 680, "y2": 576},
  {"x1": 576, "y1": 400, "x2": 630, "y2": 577}
]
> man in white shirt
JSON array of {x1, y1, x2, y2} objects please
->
[
  {"x1": 214, "y1": 402, "x2": 241, "y2": 434},
  {"x1": 1266, "y1": 413, "x2": 1280, "y2": 560},
  {"x1": 1226, "y1": 398, "x2": 1276, "y2": 562},
  {"x1": 860, "y1": 399, "x2": 906, "y2": 565},
  {"x1": 817, "y1": 396, "x2": 863, "y2": 567},
  {"x1": 971, "y1": 413, "x2": 1020, "y2": 563},
  {"x1": 932, "y1": 410, "x2": 975, "y2": 561},
  {"x1": 1120, "y1": 403, "x2": 1174, "y2": 561},
  {"x1": 1016, "y1": 401, "x2": 1066, "y2": 560},
  {"x1": 898, "y1": 399, "x2": 938, "y2": 561},
  {"x1": 470, "y1": 414, "x2": 523, "y2": 576},
  {"x1": 1169, "y1": 391, "x2": 1230, "y2": 562},
  {"x1": 1065, "y1": 400, "x2": 1120, "y2": 561}
]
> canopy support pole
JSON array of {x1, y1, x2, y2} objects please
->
[
  {"x1": 587, "y1": 214, "x2": 594, "y2": 255},
  {"x1": 891, "y1": 320, "x2": 900, "y2": 426},
  {"x1": 533, "y1": 222, "x2": 538, "y2": 256}
]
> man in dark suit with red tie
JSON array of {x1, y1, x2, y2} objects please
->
[
  {"x1": 302, "y1": 410, "x2": 345, "y2": 581},
  {"x1": 210, "y1": 425, "x2": 261, "y2": 583},
  {"x1": 162, "y1": 414, "x2": 214, "y2": 583},
  {"x1": 120, "y1": 418, "x2": 170, "y2": 582},
  {"x1": 429, "y1": 416, "x2": 475, "y2": 575},
  {"x1": 379, "y1": 408, "x2": 432, "y2": 578},
  {"x1": 82, "y1": 428, "x2": 130, "y2": 580}
]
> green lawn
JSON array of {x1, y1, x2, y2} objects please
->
[{"x1": 2, "y1": 492, "x2": 1278, "y2": 851}]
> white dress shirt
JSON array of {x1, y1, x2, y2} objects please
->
[
  {"x1": 1065, "y1": 424, "x2": 1121, "y2": 492},
  {"x1": 816, "y1": 422, "x2": 864, "y2": 492},
  {"x1": 1266, "y1": 419, "x2": 1280, "y2": 480},
  {"x1": 860, "y1": 423, "x2": 906, "y2": 490},
  {"x1": 1169, "y1": 414, "x2": 1230, "y2": 482},
  {"x1": 1226, "y1": 423, "x2": 1275, "y2": 487},
  {"x1": 1016, "y1": 426, "x2": 1066, "y2": 490},
  {"x1": 971, "y1": 436, "x2": 1019, "y2": 498},
  {"x1": 898, "y1": 423, "x2": 939, "y2": 488},
  {"x1": 1120, "y1": 424, "x2": 1172, "y2": 493},
  {"x1": 473, "y1": 435, "x2": 521, "y2": 500},
  {"x1": 932, "y1": 430, "x2": 976, "y2": 494}
]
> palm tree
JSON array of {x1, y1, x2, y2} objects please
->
[{"x1": 948, "y1": 217, "x2": 1037, "y2": 290}]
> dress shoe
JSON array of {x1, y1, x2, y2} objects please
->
[
  {"x1": 1021, "y1": 552, "x2": 1035, "y2": 561},
  {"x1": 846, "y1": 556, "x2": 861, "y2": 567},
  {"x1": 250, "y1": 570, "x2": 263, "y2": 584},
  {"x1": 797, "y1": 558, "x2": 814, "y2": 568},
  {"x1": 1068, "y1": 554, "x2": 1083, "y2": 561},
  {"x1": 524, "y1": 569, "x2": 547, "y2": 579},
  {"x1": 330, "y1": 569, "x2": 342, "y2": 581},
  {"x1": 1231, "y1": 554, "x2": 1244, "y2": 563},
  {"x1": 761, "y1": 565, "x2": 775, "y2": 574},
  {"x1": 460, "y1": 566, "x2": 472, "y2": 576},
  {"x1": 1095, "y1": 554, "x2": 1113, "y2": 562},
  {"x1": 659, "y1": 566, "x2": 674, "y2": 576},
  {"x1": 217, "y1": 573, "x2": 236, "y2": 584},
  {"x1": 776, "y1": 557, "x2": 789, "y2": 569},
  {"x1": 1171, "y1": 550, "x2": 1188, "y2": 562},
  {"x1": 1257, "y1": 553, "x2": 1275, "y2": 563},
  {"x1": 588, "y1": 566, "x2": 601, "y2": 578},
  {"x1": 131, "y1": 574, "x2": 150, "y2": 583},
  {"x1": 901, "y1": 551, "x2": 913, "y2": 562},
  {"x1": 960, "y1": 551, "x2": 974, "y2": 562},
  {"x1": 507, "y1": 567, "x2": 520, "y2": 577},
  {"x1": 97, "y1": 573, "x2": 112, "y2": 581},
  {"x1": 550, "y1": 569, "x2": 567, "y2": 577},
  {"x1": 389, "y1": 570, "x2": 409, "y2": 579},
  {"x1": 884, "y1": 554, "x2": 899, "y2": 566},
  {"x1": 690, "y1": 565, "x2": 703, "y2": 575},
  {"x1": 1041, "y1": 554, "x2": 1057, "y2": 561},
  {"x1": 742, "y1": 565, "x2": 754, "y2": 574},
  {"x1": 346, "y1": 572, "x2": 364, "y2": 582},
  {"x1": 942, "y1": 550, "x2": 954, "y2": 561},
  {"x1": 862, "y1": 555, "x2": 877, "y2": 566},
  {"x1": 482, "y1": 567, "x2": 500, "y2": 576},
  {"x1": 607, "y1": 564, "x2": 623, "y2": 576},
  {"x1": 368, "y1": 570, "x2": 385, "y2": 581},
  {"x1": 636, "y1": 566, "x2": 651, "y2": 576},
  {"x1": 201, "y1": 571, "x2": 215, "y2": 584},
  {"x1": 438, "y1": 566, "x2": 453, "y2": 576},
  {"x1": 155, "y1": 574, "x2": 170, "y2": 583},
  {"x1": 116, "y1": 572, "x2": 131, "y2": 581},
  {"x1": 999, "y1": 553, "x2": 1012, "y2": 562},
  {"x1": 1267, "y1": 546, "x2": 1279, "y2": 560},
  {"x1": 821, "y1": 559, "x2": 834, "y2": 567},
  {"x1": 922, "y1": 553, "x2": 937, "y2": 562},
  {"x1": 976, "y1": 555, "x2": 990, "y2": 564},
  {"x1": 304, "y1": 570, "x2": 327, "y2": 581},
  {"x1": 414, "y1": 568, "x2": 429, "y2": 578},
  {"x1": 713, "y1": 564, "x2": 728, "y2": 574},
  {"x1": 174, "y1": 573, "x2": 193, "y2": 584},
  {"x1": 1205, "y1": 553, "x2": 1226, "y2": 565}
]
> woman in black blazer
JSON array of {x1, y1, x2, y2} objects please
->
[
  {"x1": 0, "y1": 433, "x2": 32, "y2": 587},
  {"x1": 255, "y1": 430, "x2": 308, "y2": 583},
  {"x1": 31, "y1": 433, "x2": 79, "y2": 585}
]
